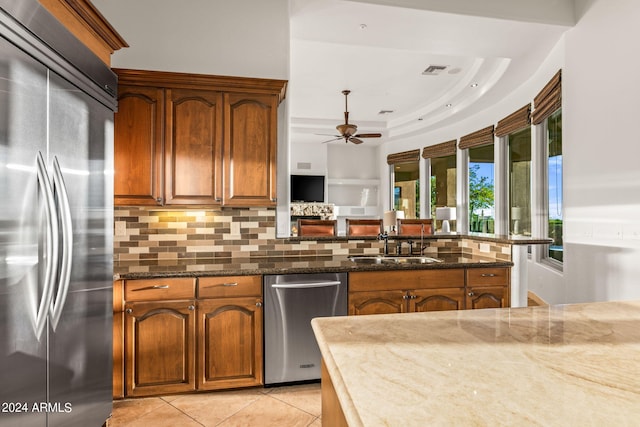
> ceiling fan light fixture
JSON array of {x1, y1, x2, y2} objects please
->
[{"x1": 337, "y1": 123, "x2": 358, "y2": 136}]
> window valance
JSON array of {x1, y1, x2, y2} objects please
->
[
  {"x1": 495, "y1": 104, "x2": 531, "y2": 137},
  {"x1": 532, "y1": 69, "x2": 562, "y2": 125},
  {"x1": 387, "y1": 149, "x2": 421, "y2": 165},
  {"x1": 458, "y1": 125, "x2": 495, "y2": 150},
  {"x1": 422, "y1": 140, "x2": 457, "y2": 159}
]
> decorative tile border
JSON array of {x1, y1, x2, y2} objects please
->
[{"x1": 114, "y1": 207, "x2": 511, "y2": 262}]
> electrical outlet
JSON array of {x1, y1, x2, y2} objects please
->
[{"x1": 114, "y1": 221, "x2": 126, "y2": 236}]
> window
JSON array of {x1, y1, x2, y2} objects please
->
[
  {"x1": 387, "y1": 149, "x2": 422, "y2": 219},
  {"x1": 468, "y1": 144, "x2": 494, "y2": 233},
  {"x1": 546, "y1": 109, "x2": 563, "y2": 263},
  {"x1": 393, "y1": 161, "x2": 420, "y2": 218},
  {"x1": 430, "y1": 154, "x2": 456, "y2": 231},
  {"x1": 508, "y1": 127, "x2": 531, "y2": 236}
]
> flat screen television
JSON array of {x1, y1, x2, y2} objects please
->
[{"x1": 290, "y1": 174, "x2": 325, "y2": 203}]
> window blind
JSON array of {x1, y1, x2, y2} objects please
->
[
  {"x1": 532, "y1": 69, "x2": 562, "y2": 125},
  {"x1": 422, "y1": 140, "x2": 457, "y2": 159},
  {"x1": 458, "y1": 125, "x2": 494, "y2": 150},
  {"x1": 386, "y1": 149, "x2": 420, "y2": 165},
  {"x1": 495, "y1": 104, "x2": 531, "y2": 137}
]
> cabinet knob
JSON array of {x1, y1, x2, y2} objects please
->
[
  {"x1": 188, "y1": 305, "x2": 195, "y2": 311},
  {"x1": 155, "y1": 197, "x2": 163, "y2": 204},
  {"x1": 256, "y1": 301, "x2": 263, "y2": 307},
  {"x1": 402, "y1": 295, "x2": 409, "y2": 300},
  {"x1": 468, "y1": 291, "x2": 475, "y2": 297},
  {"x1": 125, "y1": 308, "x2": 132, "y2": 314}
]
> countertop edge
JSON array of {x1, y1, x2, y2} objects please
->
[{"x1": 114, "y1": 256, "x2": 513, "y2": 280}]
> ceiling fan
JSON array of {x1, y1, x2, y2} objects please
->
[{"x1": 320, "y1": 90, "x2": 382, "y2": 144}]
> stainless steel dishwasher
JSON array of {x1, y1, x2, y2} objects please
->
[{"x1": 263, "y1": 272, "x2": 347, "y2": 385}]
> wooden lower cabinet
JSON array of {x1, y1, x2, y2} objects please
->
[
  {"x1": 349, "y1": 267, "x2": 509, "y2": 314},
  {"x1": 349, "y1": 269, "x2": 465, "y2": 315},
  {"x1": 125, "y1": 300, "x2": 196, "y2": 397},
  {"x1": 349, "y1": 290, "x2": 407, "y2": 315},
  {"x1": 197, "y1": 297, "x2": 263, "y2": 390},
  {"x1": 412, "y1": 288, "x2": 466, "y2": 312},
  {"x1": 119, "y1": 275, "x2": 263, "y2": 397},
  {"x1": 466, "y1": 267, "x2": 510, "y2": 309}
]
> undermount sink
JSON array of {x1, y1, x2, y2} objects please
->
[{"x1": 348, "y1": 255, "x2": 442, "y2": 265}]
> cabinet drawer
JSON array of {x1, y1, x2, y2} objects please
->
[
  {"x1": 466, "y1": 268, "x2": 510, "y2": 286},
  {"x1": 198, "y1": 275, "x2": 262, "y2": 298},
  {"x1": 124, "y1": 278, "x2": 196, "y2": 301},
  {"x1": 349, "y1": 269, "x2": 464, "y2": 292}
]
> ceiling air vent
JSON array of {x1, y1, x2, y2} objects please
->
[{"x1": 422, "y1": 65, "x2": 447, "y2": 75}]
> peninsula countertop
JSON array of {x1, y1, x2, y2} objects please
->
[{"x1": 311, "y1": 301, "x2": 640, "y2": 426}]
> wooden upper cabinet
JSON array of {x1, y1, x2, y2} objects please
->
[
  {"x1": 165, "y1": 89, "x2": 223, "y2": 205},
  {"x1": 114, "y1": 85, "x2": 163, "y2": 206},
  {"x1": 114, "y1": 69, "x2": 287, "y2": 207},
  {"x1": 223, "y1": 92, "x2": 278, "y2": 206}
]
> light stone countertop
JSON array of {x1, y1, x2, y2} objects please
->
[{"x1": 311, "y1": 301, "x2": 640, "y2": 426}]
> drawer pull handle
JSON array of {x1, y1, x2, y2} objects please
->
[
  {"x1": 481, "y1": 274, "x2": 496, "y2": 277},
  {"x1": 132, "y1": 285, "x2": 170, "y2": 291},
  {"x1": 203, "y1": 282, "x2": 239, "y2": 289}
]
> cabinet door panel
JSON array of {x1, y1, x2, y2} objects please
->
[
  {"x1": 412, "y1": 288, "x2": 465, "y2": 312},
  {"x1": 165, "y1": 88, "x2": 222, "y2": 205},
  {"x1": 114, "y1": 85, "x2": 163, "y2": 205},
  {"x1": 198, "y1": 298, "x2": 263, "y2": 390},
  {"x1": 466, "y1": 286, "x2": 509, "y2": 309},
  {"x1": 349, "y1": 290, "x2": 407, "y2": 315},
  {"x1": 125, "y1": 301, "x2": 195, "y2": 396},
  {"x1": 223, "y1": 92, "x2": 277, "y2": 206}
]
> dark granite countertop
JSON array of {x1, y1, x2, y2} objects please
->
[
  {"x1": 114, "y1": 254, "x2": 513, "y2": 280},
  {"x1": 290, "y1": 233, "x2": 551, "y2": 245}
]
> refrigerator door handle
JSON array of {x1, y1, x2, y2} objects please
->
[
  {"x1": 50, "y1": 156, "x2": 73, "y2": 331},
  {"x1": 35, "y1": 151, "x2": 59, "y2": 340}
]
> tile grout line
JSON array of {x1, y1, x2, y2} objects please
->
[
  {"x1": 160, "y1": 396, "x2": 207, "y2": 427},
  {"x1": 265, "y1": 393, "x2": 321, "y2": 419}
]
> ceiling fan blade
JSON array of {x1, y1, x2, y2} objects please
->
[
  {"x1": 353, "y1": 133, "x2": 382, "y2": 138},
  {"x1": 315, "y1": 133, "x2": 341, "y2": 137},
  {"x1": 321, "y1": 137, "x2": 342, "y2": 144},
  {"x1": 349, "y1": 137, "x2": 364, "y2": 144}
]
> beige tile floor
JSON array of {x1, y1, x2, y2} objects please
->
[{"x1": 107, "y1": 383, "x2": 322, "y2": 427}]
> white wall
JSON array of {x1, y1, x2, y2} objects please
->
[
  {"x1": 327, "y1": 144, "x2": 379, "y2": 180},
  {"x1": 290, "y1": 143, "x2": 328, "y2": 176},
  {"x1": 562, "y1": 0, "x2": 640, "y2": 303}
]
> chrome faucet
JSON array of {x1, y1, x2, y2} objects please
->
[
  {"x1": 419, "y1": 224, "x2": 427, "y2": 255},
  {"x1": 377, "y1": 232, "x2": 390, "y2": 255}
]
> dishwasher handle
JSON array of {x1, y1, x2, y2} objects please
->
[{"x1": 271, "y1": 280, "x2": 341, "y2": 289}]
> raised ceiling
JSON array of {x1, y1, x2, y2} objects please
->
[{"x1": 289, "y1": 0, "x2": 574, "y2": 145}]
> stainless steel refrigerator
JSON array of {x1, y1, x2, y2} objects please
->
[{"x1": 0, "y1": 1, "x2": 117, "y2": 426}]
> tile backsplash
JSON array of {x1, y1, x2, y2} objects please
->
[{"x1": 114, "y1": 207, "x2": 511, "y2": 262}]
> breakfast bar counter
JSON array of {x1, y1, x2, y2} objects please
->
[{"x1": 311, "y1": 301, "x2": 640, "y2": 426}]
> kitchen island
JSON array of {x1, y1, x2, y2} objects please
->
[{"x1": 312, "y1": 301, "x2": 640, "y2": 426}]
